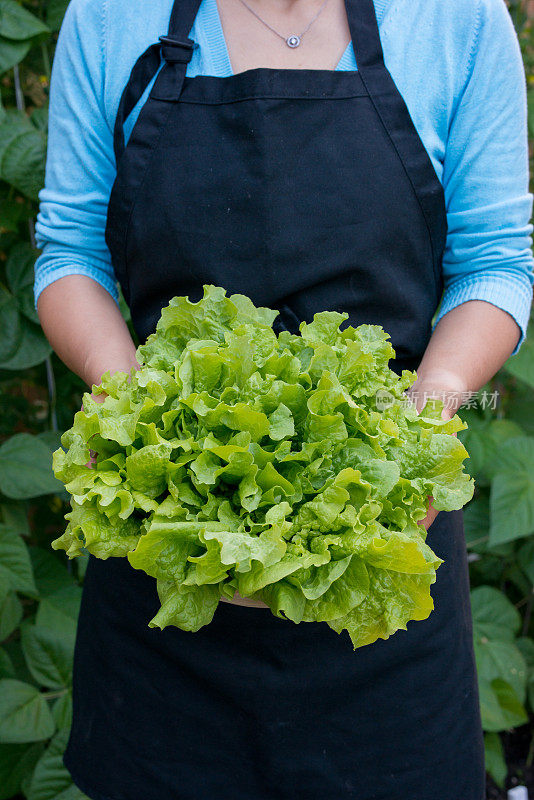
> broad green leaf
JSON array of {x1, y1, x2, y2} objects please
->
[
  {"x1": 516, "y1": 636, "x2": 534, "y2": 674},
  {"x1": 517, "y1": 539, "x2": 534, "y2": 585},
  {"x1": 472, "y1": 586, "x2": 529, "y2": 733},
  {"x1": 46, "y1": 0, "x2": 69, "y2": 31},
  {"x1": 0, "y1": 284, "x2": 20, "y2": 363},
  {"x1": 0, "y1": 679, "x2": 55, "y2": 743},
  {"x1": 35, "y1": 585, "x2": 81, "y2": 640},
  {"x1": 0, "y1": 741, "x2": 43, "y2": 799},
  {"x1": 488, "y1": 418, "x2": 525, "y2": 444},
  {"x1": 0, "y1": 126, "x2": 47, "y2": 200},
  {"x1": 459, "y1": 416, "x2": 493, "y2": 480},
  {"x1": 471, "y1": 586, "x2": 521, "y2": 643},
  {"x1": 0, "y1": 500, "x2": 30, "y2": 534},
  {"x1": 5, "y1": 242, "x2": 40, "y2": 323},
  {"x1": 0, "y1": 109, "x2": 31, "y2": 156},
  {"x1": 30, "y1": 106, "x2": 48, "y2": 132},
  {"x1": 75, "y1": 554, "x2": 89, "y2": 580},
  {"x1": 0, "y1": 434, "x2": 62, "y2": 499},
  {"x1": 483, "y1": 732, "x2": 507, "y2": 788},
  {"x1": 37, "y1": 430, "x2": 65, "y2": 454},
  {"x1": 463, "y1": 495, "x2": 490, "y2": 552},
  {"x1": 478, "y1": 677, "x2": 528, "y2": 732},
  {"x1": 0, "y1": 315, "x2": 52, "y2": 370},
  {"x1": 21, "y1": 623, "x2": 74, "y2": 690},
  {"x1": 52, "y1": 691, "x2": 72, "y2": 731},
  {"x1": 55, "y1": 786, "x2": 90, "y2": 800},
  {"x1": 456, "y1": 413, "x2": 524, "y2": 483},
  {"x1": 2, "y1": 639, "x2": 34, "y2": 686},
  {"x1": 268, "y1": 403, "x2": 294, "y2": 440},
  {"x1": 0, "y1": 591, "x2": 22, "y2": 640},
  {"x1": 474, "y1": 638, "x2": 527, "y2": 704},
  {"x1": 507, "y1": 384, "x2": 534, "y2": 436},
  {"x1": 0, "y1": 0, "x2": 49, "y2": 40},
  {"x1": 30, "y1": 548, "x2": 75, "y2": 597},
  {"x1": 0, "y1": 35, "x2": 29, "y2": 73},
  {"x1": 0, "y1": 193, "x2": 24, "y2": 230},
  {"x1": 0, "y1": 647, "x2": 14, "y2": 678},
  {"x1": 489, "y1": 436, "x2": 534, "y2": 546},
  {"x1": 0, "y1": 525, "x2": 36, "y2": 595},
  {"x1": 26, "y1": 727, "x2": 74, "y2": 800},
  {"x1": 483, "y1": 420, "x2": 526, "y2": 481},
  {"x1": 505, "y1": 331, "x2": 534, "y2": 389},
  {"x1": 301, "y1": 557, "x2": 369, "y2": 622},
  {"x1": 516, "y1": 636, "x2": 534, "y2": 710}
]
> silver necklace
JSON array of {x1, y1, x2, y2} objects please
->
[{"x1": 236, "y1": 0, "x2": 332, "y2": 48}]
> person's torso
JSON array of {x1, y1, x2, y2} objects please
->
[
  {"x1": 98, "y1": 0, "x2": 479, "y2": 185},
  {"x1": 104, "y1": 0, "x2": 447, "y2": 373}
]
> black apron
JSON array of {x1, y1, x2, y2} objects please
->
[{"x1": 63, "y1": 0, "x2": 486, "y2": 797}]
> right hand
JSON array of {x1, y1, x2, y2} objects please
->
[{"x1": 81, "y1": 361, "x2": 140, "y2": 469}]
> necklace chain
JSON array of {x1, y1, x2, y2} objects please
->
[{"x1": 235, "y1": 0, "x2": 332, "y2": 48}]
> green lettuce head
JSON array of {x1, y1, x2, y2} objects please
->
[{"x1": 51, "y1": 285, "x2": 474, "y2": 649}]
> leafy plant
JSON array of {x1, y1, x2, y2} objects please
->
[
  {"x1": 0, "y1": 510, "x2": 88, "y2": 799},
  {"x1": 51, "y1": 285, "x2": 474, "y2": 647},
  {"x1": 454, "y1": 314, "x2": 534, "y2": 789}
]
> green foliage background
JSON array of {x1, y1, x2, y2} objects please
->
[{"x1": 0, "y1": 1, "x2": 532, "y2": 796}]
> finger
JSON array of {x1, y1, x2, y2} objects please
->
[{"x1": 418, "y1": 496, "x2": 440, "y2": 531}]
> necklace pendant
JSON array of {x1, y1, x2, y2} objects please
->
[{"x1": 286, "y1": 34, "x2": 301, "y2": 48}]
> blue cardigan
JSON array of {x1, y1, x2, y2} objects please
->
[{"x1": 33, "y1": 0, "x2": 534, "y2": 353}]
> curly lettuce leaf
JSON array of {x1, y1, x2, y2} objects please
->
[{"x1": 52, "y1": 284, "x2": 474, "y2": 649}]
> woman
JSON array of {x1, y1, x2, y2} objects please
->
[{"x1": 34, "y1": 0, "x2": 533, "y2": 798}]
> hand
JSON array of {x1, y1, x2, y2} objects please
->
[
  {"x1": 406, "y1": 371, "x2": 464, "y2": 532},
  {"x1": 81, "y1": 363, "x2": 140, "y2": 469},
  {"x1": 419, "y1": 494, "x2": 441, "y2": 532},
  {"x1": 220, "y1": 592, "x2": 269, "y2": 609}
]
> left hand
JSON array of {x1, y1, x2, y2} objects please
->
[
  {"x1": 220, "y1": 592, "x2": 269, "y2": 608},
  {"x1": 405, "y1": 370, "x2": 465, "y2": 532}
]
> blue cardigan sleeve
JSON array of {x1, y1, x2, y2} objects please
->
[
  {"x1": 34, "y1": 0, "x2": 533, "y2": 357},
  {"x1": 33, "y1": 0, "x2": 119, "y2": 306},
  {"x1": 432, "y1": 0, "x2": 533, "y2": 352}
]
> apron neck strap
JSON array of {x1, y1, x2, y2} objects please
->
[
  {"x1": 167, "y1": 0, "x2": 204, "y2": 39},
  {"x1": 167, "y1": 0, "x2": 384, "y2": 70},
  {"x1": 113, "y1": 0, "x2": 385, "y2": 165},
  {"x1": 167, "y1": 0, "x2": 384, "y2": 71},
  {"x1": 112, "y1": 0, "x2": 201, "y2": 165},
  {"x1": 344, "y1": 0, "x2": 385, "y2": 70}
]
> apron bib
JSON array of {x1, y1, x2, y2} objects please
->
[{"x1": 64, "y1": 1, "x2": 486, "y2": 797}]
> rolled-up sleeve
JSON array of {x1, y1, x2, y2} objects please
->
[
  {"x1": 435, "y1": 0, "x2": 534, "y2": 354},
  {"x1": 33, "y1": 0, "x2": 119, "y2": 308}
]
